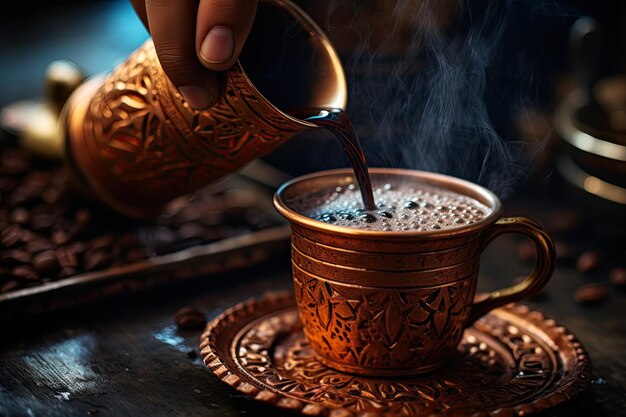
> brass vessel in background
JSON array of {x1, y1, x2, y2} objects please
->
[
  {"x1": 555, "y1": 17, "x2": 626, "y2": 205},
  {"x1": 61, "y1": 0, "x2": 346, "y2": 218}
]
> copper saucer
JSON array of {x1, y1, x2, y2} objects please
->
[{"x1": 200, "y1": 292, "x2": 591, "y2": 417}]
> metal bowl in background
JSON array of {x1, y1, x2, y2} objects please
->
[{"x1": 554, "y1": 79, "x2": 626, "y2": 206}]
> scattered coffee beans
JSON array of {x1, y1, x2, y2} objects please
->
[
  {"x1": 610, "y1": 267, "x2": 626, "y2": 288},
  {"x1": 0, "y1": 143, "x2": 280, "y2": 297},
  {"x1": 175, "y1": 306, "x2": 207, "y2": 331},
  {"x1": 32, "y1": 250, "x2": 60, "y2": 275},
  {"x1": 576, "y1": 251, "x2": 601, "y2": 274},
  {"x1": 574, "y1": 283, "x2": 609, "y2": 305}
]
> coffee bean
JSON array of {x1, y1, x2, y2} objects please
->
[
  {"x1": 51, "y1": 229, "x2": 70, "y2": 246},
  {"x1": 18, "y1": 229, "x2": 38, "y2": 245},
  {"x1": 9, "y1": 207, "x2": 30, "y2": 225},
  {"x1": 576, "y1": 251, "x2": 601, "y2": 274},
  {"x1": 66, "y1": 241, "x2": 86, "y2": 255},
  {"x1": 574, "y1": 283, "x2": 609, "y2": 305},
  {"x1": 175, "y1": 306, "x2": 207, "y2": 331},
  {"x1": 58, "y1": 267, "x2": 77, "y2": 278},
  {"x1": 0, "y1": 250, "x2": 32, "y2": 267},
  {"x1": 56, "y1": 248, "x2": 78, "y2": 269},
  {"x1": 517, "y1": 241, "x2": 535, "y2": 264},
  {"x1": 25, "y1": 238, "x2": 54, "y2": 254},
  {"x1": 0, "y1": 280, "x2": 19, "y2": 293},
  {"x1": 1, "y1": 225, "x2": 22, "y2": 247},
  {"x1": 84, "y1": 250, "x2": 113, "y2": 271},
  {"x1": 33, "y1": 250, "x2": 60, "y2": 275},
  {"x1": 610, "y1": 267, "x2": 626, "y2": 288},
  {"x1": 12, "y1": 265, "x2": 39, "y2": 281}
]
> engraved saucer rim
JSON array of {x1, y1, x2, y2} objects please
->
[{"x1": 200, "y1": 291, "x2": 592, "y2": 417}]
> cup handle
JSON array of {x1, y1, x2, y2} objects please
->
[{"x1": 467, "y1": 217, "x2": 556, "y2": 325}]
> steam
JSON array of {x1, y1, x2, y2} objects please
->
[{"x1": 323, "y1": 0, "x2": 565, "y2": 199}]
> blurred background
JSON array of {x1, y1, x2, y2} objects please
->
[
  {"x1": 2, "y1": 0, "x2": 624, "y2": 196},
  {"x1": 0, "y1": 0, "x2": 623, "y2": 105}
]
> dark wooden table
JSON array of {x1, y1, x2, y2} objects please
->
[
  {"x1": 1, "y1": 178, "x2": 626, "y2": 417},
  {"x1": 1, "y1": 2, "x2": 625, "y2": 416}
]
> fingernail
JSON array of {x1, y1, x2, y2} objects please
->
[
  {"x1": 179, "y1": 85, "x2": 212, "y2": 110},
  {"x1": 200, "y1": 26, "x2": 234, "y2": 64}
]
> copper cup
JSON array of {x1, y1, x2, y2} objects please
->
[{"x1": 274, "y1": 168, "x2": 555, "y2": 376}]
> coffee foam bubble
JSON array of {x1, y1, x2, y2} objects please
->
[{"x1": 287, "y1": 181, "x2": 491, "y2": 232}]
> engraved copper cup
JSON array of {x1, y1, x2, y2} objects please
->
[
  {"x1": 274, "y1": 168, "x2": 555, "y2": 376},
  {"x1": 60, "y1": 0, "x2": 346, "y2": 218}
]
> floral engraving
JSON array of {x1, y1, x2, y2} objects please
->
[
  {"x1": 236, "y1": 308, "x2": 555, "y2": 417},
  {"x1": 80, "y1": 40, "x2": 303, "y2": 207},
  {"x1": 293, "y1": 271, "x2": 474, "y2": 371}
]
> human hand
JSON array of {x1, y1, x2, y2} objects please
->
[{"x1": 130, "y1": 0, "x2": 259, "y2": 109}]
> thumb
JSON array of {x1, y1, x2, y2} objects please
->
[{"x1": 196, "y1": 0, "x2": 259, "y2": 71}]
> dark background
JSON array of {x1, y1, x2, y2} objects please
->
[
  {"x1": 0, "y1": 0, "x2": 623, "y2": 120},
  {"x1": 0, "y1": 0, "x2": 623, "y2": 182}
]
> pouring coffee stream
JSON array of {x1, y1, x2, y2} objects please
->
[
  {"x1": 51, "y1": 0, "x2": 350, "y2": 219},
  {"x1": 299, "y1": 108, "x2": 377, "y2": 211},
  {"x1": 15, "y1": 0, "x2": 379, "y2": 217}
]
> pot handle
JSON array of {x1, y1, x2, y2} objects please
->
[{"x1": 467, "y1": 217, "x2": 555, "y2": 325}]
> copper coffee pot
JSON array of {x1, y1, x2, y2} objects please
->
[{"x1": 16, "y1": 0, "x2": 346, "y2": 218}]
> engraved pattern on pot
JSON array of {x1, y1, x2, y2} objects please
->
[
  {"x1": 80, "y1": 40, "x2": 302, "y2": 200},
  {"x1": 293, "y1": 270, "x2": 475, "y2": 370}
]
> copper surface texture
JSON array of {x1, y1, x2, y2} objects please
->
[
  {"x1": 200, "y1": 291, "x2": 591, "y2": 417},
  {"x1": 61, "y1": 0, "x2": 347, "y2": 218},
  {"x1": 273, "y1": 168, "x2": 556, "y2": 375}
]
